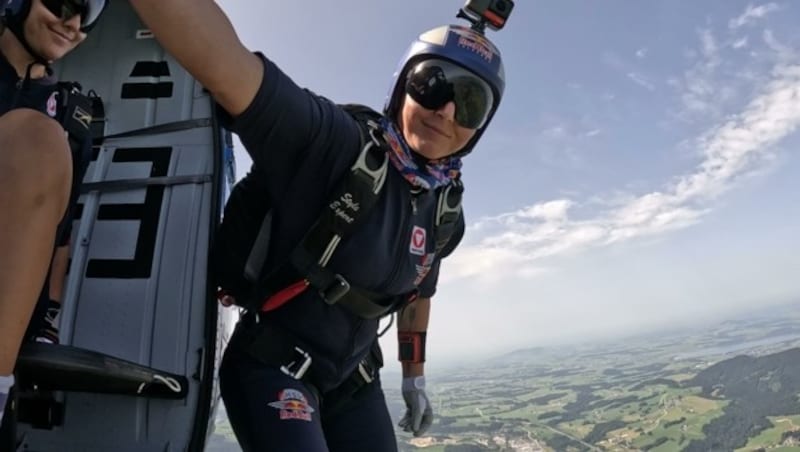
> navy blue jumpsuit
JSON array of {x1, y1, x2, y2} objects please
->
[{"x1": 217, "y1": 54, "x2": 463, "y2": 451}]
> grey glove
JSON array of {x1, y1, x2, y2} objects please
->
[{"x1": 398, "y1": 376, "x2": 433, "y2": 436}]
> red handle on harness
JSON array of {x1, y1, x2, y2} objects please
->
[{"x1": 260, "y1": 280, "x2": 310, "y2": 313}]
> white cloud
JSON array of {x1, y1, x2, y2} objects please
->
[
  {"x1": 729, "y1": 3, "x2": 780, "y2": 29},
  {"x1": 732, "y1": 37, "x2": 749, "y2": 49},
  {"x1": 674, "y1": 29, "x2": 723, "y2": 117},
  {"x1": 627, "y1": 72, "x2": 656, "y2": 91},
  {"x1": 700, "y1": 29, "x2": 719, "y2": 61},
  {"x1": 673, "y1": 15, "x2": 794, "y2": 122},
  {"x1": 517, "y1": 199, "x2": 573, "y2": 222},
  {"x1": 763, "y1": 30, "x2": 796, "y2": 61},
  {"x1": 636, "y1": 48, "x2": 648, "y2": 59},
  {"x1": 603, "y1": 52, "x2": 657, "y2": 92},
  {"x1": 443, "y1": 63, "x2": 800, "y2": 284},
  {"x1": 541, "y1": 125, "x2": 567, "y2": 139}
]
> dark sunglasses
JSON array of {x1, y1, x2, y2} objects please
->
[
  {"x1": 405, "y1": 58, "x2": 494, "y2": 130},
  {"x1": 41, "y1": 0, "x2": 107, "y2": 32}
]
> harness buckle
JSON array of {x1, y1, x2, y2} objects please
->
[
  {"x1": 280, "y1": 346, "x2": 312, "y2": 380},
  {"x1": 320, "y1": 274, "x2": 350, "y2": 305},
  {"x1": 357, "y1": 361, "x2": 375, "y2": 384}
]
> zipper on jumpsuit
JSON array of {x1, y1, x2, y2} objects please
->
[
  {"x1": 378, "y1": 189, "x2": 420, "y2": 294},
  {"x1": 334, "y1": 189, "x2": 420, "y2": 380}
]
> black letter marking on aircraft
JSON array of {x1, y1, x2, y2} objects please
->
[
  {"x1": 85, "y1": 147, "x2": 171, "y2": 279},
  {"x1": 121, "y1": 60, "x2": 174, "y2": 99},
  {"x1": 130, "y1": 61, "x2": 171, "y2": 78}
]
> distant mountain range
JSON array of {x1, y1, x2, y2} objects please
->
[{"x1": 684, "y1": 347, "x2": 800, "y2": 451}]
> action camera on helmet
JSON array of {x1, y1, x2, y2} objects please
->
[{"x1": 457, "y1": 0, "x2": 514, "y2": 33}]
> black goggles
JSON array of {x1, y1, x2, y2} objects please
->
[
  {"x1": 404, "y1": 59, "x2": 494, "y2": 130},
  {"x1": 41, "y1": 0, "x2": 107, "y2": 32}
]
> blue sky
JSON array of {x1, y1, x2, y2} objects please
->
[{"x1": 216, "y1": 1, "x2": 800, "y2": 366}]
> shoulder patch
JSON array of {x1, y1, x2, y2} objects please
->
[
  {"x1": 410, "y1": 226, "x2": 426, "y2": 256},
  {"x1": 46, "y1": 91, "x2": 58, "y2": 118}
]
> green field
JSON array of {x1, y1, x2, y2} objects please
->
[{"x1": 390, "y1": 303, "x2": 800, "y2": 452}]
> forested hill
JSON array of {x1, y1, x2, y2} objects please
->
[{"x1": 684, "y1": 347, "x2": 800, "y2": 451}]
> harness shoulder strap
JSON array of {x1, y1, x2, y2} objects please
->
[
  {"x1": 243, "y1": 105, "x2": 387, "y2": 288},
  {"x1": 240, "y1": 104, "x2": 463, "y2": 317},
  {"x1": 283, "y1": 111, "x2": 390, "y2": 297},
  {"x1": 434, "y1": 177, "x2": 464, "y2": 255}
]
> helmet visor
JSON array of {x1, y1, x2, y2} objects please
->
[
  {"x1": 404, "y1": 58, "x2": 494, "y2": 130},
  {"x1": 41, "y1": 0, "x2": 107, "y2": 32}
]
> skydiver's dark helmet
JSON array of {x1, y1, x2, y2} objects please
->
[
  {"x1": 1, "y1": 0, "x2": 108, "y2": 63},
  {"x1": 384, "y1": 25, "x2": 506, "y2": 159}
]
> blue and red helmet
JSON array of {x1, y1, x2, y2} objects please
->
[{"x1": 384, "y1": 24, "x2": 506, "y2": 158}]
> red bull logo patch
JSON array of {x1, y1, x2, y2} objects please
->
[
  {"x1": 450, "y1": 27, "x2": 496, "y2": 62},
  {"x1": 268, "y1": 388, "x2": 315, "y2": 422},
  {"x1": 410, "y1": 226, "x2": 426, "y2": 256}
]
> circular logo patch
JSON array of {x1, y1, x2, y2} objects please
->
[{"x1": 46, "y1": 92, "x2": 58, "y2": 118}]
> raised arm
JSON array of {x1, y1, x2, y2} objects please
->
[{"x1": 129, "y1": 0, "x2": 263, "y2": 116}]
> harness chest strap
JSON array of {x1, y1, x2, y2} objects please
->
[
  {"x1": 254, "y1": 121, "x2": 395, "y2": 316},
  {"x1": 234, "y1": 113, "x2": 463, "y2": 318}
]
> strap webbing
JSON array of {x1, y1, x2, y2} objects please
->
[
  {"x1": 80, "y1": 174, "x2": 212, "y2": 194},
  {"x1": 101, "y1": 118, "x2": 212, "y2": 141},
  {"x1": 245, "y1": 115, "x2": 385, "y2": 297},
  {"x1": 288, "y1": 129, "x2": 388, "y2": 299},
  {"x1": 237, "y1": 107, "x2": 462, "y2": 319},
  {"x1": 435, "y1": 178, "x2": 463, "y2": 255},
  {"x1": 245, "y1": 210, "x2": 274, "y2": 283},
  {"x1": 76, "y1": 116, "x2": 215, "y2": 193}
]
